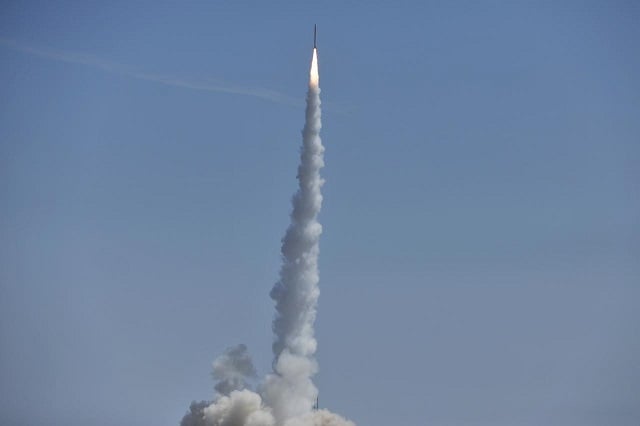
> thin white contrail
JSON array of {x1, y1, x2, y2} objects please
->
[{"x1": 0, "y1": 38, "x2": 301, "y2": 106}]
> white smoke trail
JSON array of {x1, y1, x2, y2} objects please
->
[
  {"x1": 262, "y1": 46, "x2": 323, "y2": 424},
  {"x1": 182, "y1": 47, "x2": 353, "y2": 426}
]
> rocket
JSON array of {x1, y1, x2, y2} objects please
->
[{"x1": 314, "y1": 24, "x2": 317, "y2": 49}]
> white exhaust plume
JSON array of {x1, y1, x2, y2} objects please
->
[
  {"x1": 262, "y1": 46, "x2": 323, "y2": 423},
  {"x1": 181, "y1": 46, "x2": 354, "y2": 426}
]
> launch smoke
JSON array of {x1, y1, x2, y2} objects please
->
[
  {"x1": 181, "y1": 44, "x2": 353, "y2": 426},
  {"x1": 262, "y1": 46, "x2": 324, "y2": 424},
  {"x1": 212, "y1": 344, "x2": 257, "y2": 397}
]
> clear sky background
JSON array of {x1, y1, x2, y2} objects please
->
[{"x1": 1, "y1": 1, "x2": 638, "y2": 426}]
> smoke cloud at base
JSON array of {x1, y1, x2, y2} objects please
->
[
  {"x1": 212, "y1": 344, "x2": 257, "y2": 397},
  {"x1": 181, "y1": 401, "x2": 210, "y2": 426},
  {"x1": 181, "y1": 48, "x2": 353, "y2": 426}
]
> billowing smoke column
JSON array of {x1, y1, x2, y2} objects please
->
[
  {"x1": 261, "y1": 45, "x2": 323, "y2": 423},
  {"x1": 181, "y1": 42, "x2": 354, "y2": 426}
]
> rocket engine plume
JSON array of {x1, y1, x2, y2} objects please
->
[
  {"x1": 263, "y1": 42, "x2": 324, "y2": 424},
  {"x1": 310, "y1": 49, "x2": 319, "y2": 88},
  {"x1": 181, "y1": 29, "x2": 353, "y2": 426}
]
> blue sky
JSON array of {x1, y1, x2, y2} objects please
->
[{"x1": 1, "y1": 1, "x2": 638, "y2": 425}]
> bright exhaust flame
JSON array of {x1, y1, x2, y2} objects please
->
[{"x1": 310, "y1": 48, "x2": 319, "y2": 87}]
